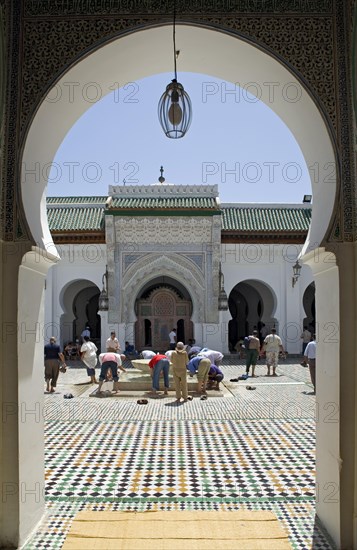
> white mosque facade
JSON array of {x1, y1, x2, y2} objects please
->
[{"x1": 45, "y1": 183, "x2": 314, "y2": 355}]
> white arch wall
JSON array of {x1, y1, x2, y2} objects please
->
[
  {"x1": 44, "y1": 244, "x2": 106, "y2": 347},
  {"x1": 21, "y1": 25, "x2": 336, "y2": 256},
  {"x1": 222, "y1": 243, "x2": 314, "y2": 353}
]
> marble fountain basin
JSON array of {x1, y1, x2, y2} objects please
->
[{"x1": 130, "y1": 359, "x2": 152, "y2": 374}]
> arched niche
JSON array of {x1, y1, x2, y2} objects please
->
[{"x1": 228, "y1": 279, "x2": 278, "y2": 349}]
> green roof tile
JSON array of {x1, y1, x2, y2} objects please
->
[
  {"x1": 109, "y1": 197, "x2": 219, "y2": 209},
  {"x1": 46, "y1": 197, "x2": 312, "y2": 233},
  {"x1": 47, "y1": 196, "x2": 107, "y2": 205},
  {"x1": 221, "y1": 207, "x2": 311, "y2": 232},
  {"x1": 47, "y1": 206, "x2": 104, "y2": 231}
]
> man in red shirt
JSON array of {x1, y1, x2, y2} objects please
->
[{"x1": 148, "y1": 353, "x2": 170, "y2": 395}]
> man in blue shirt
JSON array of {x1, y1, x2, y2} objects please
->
[
  {"x1": 44, "y1": 336, "x2": 66, "y2": 393},
  {"x1": 187, "y1": 355, "x2": 211, "y2": 395},
  {"x1": 207, "y1": 364, "x2": 224, "y2": 390}
]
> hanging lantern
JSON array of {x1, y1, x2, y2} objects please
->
[
  {"x1": 158, "y1": 79, "x2": 192, "y2": 139},
  {"x1": 158, "y1": 1, "x2": 192, "y2": 139},
  {"x1": 98, "y1": 267, "x2": 109, "y2": 311}
]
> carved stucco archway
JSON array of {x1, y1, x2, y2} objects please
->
[
  {"x1": 14, "y1": 20, "x2": 344, "y2": 549},
  {"x1": 21, "y1": 24, "x2": 337, "y2": 258},
  {"x1": 121, "y1": 253, "x2": 206, "y2": 324}
]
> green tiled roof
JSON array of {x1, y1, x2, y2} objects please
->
[
  {"x1": 109, "y1": 197, "x2": 219, "y2": 209},
  {"x1": 47, "y1": 196, "x2": 106, "y2": 205},
  {"x1": 47, "y1": 206, "x2": 104, "y2": 231},
  {"x1": 46, "y1": 197, "x2": 312, "y2": 233},
  {"x1": 221, "y1": 207, "x2": 311, "y2": 232}
]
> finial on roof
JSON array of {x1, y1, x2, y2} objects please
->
[{"x1": 158, "y1": 166, "x2": 165, "y2": 184}]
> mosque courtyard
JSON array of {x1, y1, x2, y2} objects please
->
[{"x1": 25, "y1": 357, "x2": 335, "y2": 550}]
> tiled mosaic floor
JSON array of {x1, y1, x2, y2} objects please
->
[{"x1": 24, "y1": 358, "x2": 336, "y2": 550}]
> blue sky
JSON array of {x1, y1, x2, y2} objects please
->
[{"x1": 48, "y1": 72, "x2": 312, "y2": 203}]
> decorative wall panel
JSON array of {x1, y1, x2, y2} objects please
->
[{"x1": 2, "y1": 0, "x2": 355, "y2": 243}]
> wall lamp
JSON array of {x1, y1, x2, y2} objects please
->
[
  {"x1": 218, "y1": 267, "x2": 228, "y2": 310},
  {"x1": 292, "y1": 260, "x2": 302, "y2": 288},
  {"x1": 98, "y1": 265, "x2": 109, "y2": 311}
]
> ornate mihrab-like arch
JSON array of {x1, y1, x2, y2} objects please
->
[{"x1": 121, "y1": 253, "x2": 207, "y2": 324}]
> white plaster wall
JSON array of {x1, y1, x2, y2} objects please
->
[
  {"x1": 45, "y1": 242, "x2": 314, "y2": 354},
  {"x1": 17, "y1": 248, "x2": 59, "y2": 545},
  {"x1": 221, "y1": 243, "x2": 313, "y2": 353},
  {"x1": 303, "y1": 248, "x2": 340, "y2": 544},
  {"x1": 43, "y1": 244, "x2": 106, "y2": 347}
]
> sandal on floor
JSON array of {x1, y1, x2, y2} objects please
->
[
  {"x1": 200, "y1": 395, "x2": 208, "y2": 400},
  {"x1": 137, "y1": 399, "x2": 148, "y2": 405},
  {"x1": 246, "y1": 386, "x2": 256, "y2": 391}
]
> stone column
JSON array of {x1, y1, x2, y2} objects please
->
[
  {"x1": 219, "y1": 309, "x2": 231, "y2": 354},
  {"x1": 302, "y1": 246, "x2": 342, "y2": 547},
  {"x1": 0, "y1": 244, "x2": 58, "y2": 547},
  {"x1": 98, "y1": 310, "x2": 109, "y2": 353}
]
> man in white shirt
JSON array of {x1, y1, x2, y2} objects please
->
[
  {"x1": 169, "y1": 328, "x2": 177, "y2": 350},
  {"x1": 165, "y1": 349, "x2": 175, "y2": 361},
  {"x1": 141, "y1": 350, "x2": 156, "y2": 360},
  {"x1": 304, "y1": 334, "x2": 316, "y2": 394},
  {"x1": 106, "y1": 331, "x2": 121, "y2": 353},
  {"x1": 262, "y1": 328, "x2": 284, "y2": 376},
  {"x1": 80, "y1": 336, "x2": 98, "y2": 384},
  {"x1": 197, "y1": 348, "x2": 224, "y2": 366}
]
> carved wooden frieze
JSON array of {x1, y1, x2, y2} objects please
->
[
  {"x1": 2, "y1": 0, "x2": 354, "y2": 244},
  {"x1": 20, "y1": 11, "x2": 336, "y2": 134}
]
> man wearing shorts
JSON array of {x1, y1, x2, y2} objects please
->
[{"x1": 262, "y1": 328, "x2": 284, "y2": 376}]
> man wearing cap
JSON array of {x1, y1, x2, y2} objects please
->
[
  {"x1": 44, "y1": 336, "x2": 66, "y2": 393},
  {"x1": 171, "y1": 342, "x2": 189, "y2": 402}
]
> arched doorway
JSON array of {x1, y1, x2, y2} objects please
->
[
  {"x1": 228, "y1": 280, "x2": 277, "y2": 350},
  {"x1": 15, "y1": 22, "x2": 341, "y2": 548},
  {"x1": 59, "y1": 280, "x2": 101, "y2": 349},
  {"x1": 135, "y1": 281, "x2": 193, "y2": 352},
  {"x1": 303, "y1": 282, "x2": 316, "y2": 332}
]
